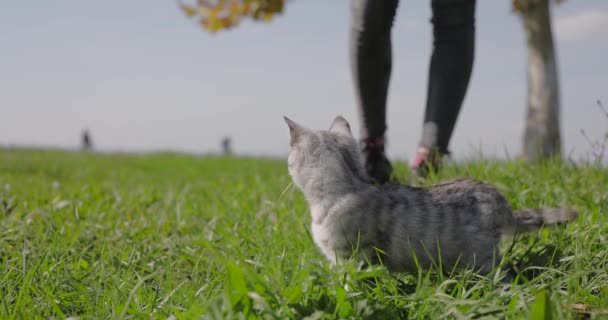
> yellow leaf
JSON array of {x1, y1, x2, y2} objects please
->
[
  {"x1": 208, "y1": 16, "x2": 224, "y2": 32},
  {"x1": 195, "y1": 0, "x2": 213, "y2": 17},
  {"x1": 228, "y1": 14, "x2": 240, "y2": 25},
  {"x1": 220, "y1": 16, "x2": 236, "y2": 29},
  {"x1": 186, "y1": 0, "x2": 286, "y2": 33},
  {"x1": 199, "y1": 18, "x2": 210, "y2": 29},
  {"x1": 261, "y1": 12, "x2": 273, "y2": 22},
  {"x1": 216, "y1": 0, "x2": 227, "y2": 11},
  {"x1": 229, "y1": 0, "x2": 239, "y2": 17},
  {"x1": 200, "y1": 17, "x2": 220, "y2": 32},
  {"x1": 181, "y1": 5, "x2": 198, "y2": 17},
  {"x1": 241, "y1": 2, "x2": 251, "y2": 15},
  {"x1": 208, "y1": 9, "x2": 218, "y2": 20},
  {"x1": 512, "y1": 0, "x2": 523, "y2": 12}
]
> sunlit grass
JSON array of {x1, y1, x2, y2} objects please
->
[{"x1": 0, "y1": 148, "x2": 606, "y2": 319}]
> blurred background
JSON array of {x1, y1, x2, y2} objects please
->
[{"x1": 0, "y1": 0, "x2": 606, "y2": 162}]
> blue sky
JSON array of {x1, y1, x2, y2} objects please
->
[{"x1": 1, "y1": 1, "x2": 607, "y2": 162}]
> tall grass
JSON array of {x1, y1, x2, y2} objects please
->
[{"x1": 0, "y1": 149, "x2": 606, "y2": 319}]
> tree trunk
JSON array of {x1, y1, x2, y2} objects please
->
[{"x1": 520, "y1": 0, "x2": 562, "y2": 161}]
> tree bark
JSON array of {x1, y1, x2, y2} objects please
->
[{"x1": 520, "y1": 0, "x2": 562, "y2": 161}]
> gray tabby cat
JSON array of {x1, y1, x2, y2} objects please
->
[{"x1": 284, "y1": 116, "x2": 577, "y2": 274}]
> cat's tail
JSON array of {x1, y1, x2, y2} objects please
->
[{"x1": 510, "y1": 208, "x2": 578, "y2": 233}]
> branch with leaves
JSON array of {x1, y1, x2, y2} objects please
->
[{"x1": 179, "y1": 0, "x2": 286, "y2": 32}]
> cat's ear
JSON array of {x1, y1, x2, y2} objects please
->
[
  {"x1": 329, "y1": 116, "x2": 351, "y2": 136},
  {"x1": 284, "y1": 116, "x2": 304, "y2": 146}
]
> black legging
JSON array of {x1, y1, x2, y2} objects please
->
[{"x1": 351, "y1": 0, "x2": 476, "y2": 155}]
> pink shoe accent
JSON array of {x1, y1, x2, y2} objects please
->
[{"x1": 410, "y1": 154, "x2": 427, "y2": 169}]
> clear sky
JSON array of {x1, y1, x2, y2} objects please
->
[{"x1": 1, "y1": 1, "x2": 607, "y2": 162}]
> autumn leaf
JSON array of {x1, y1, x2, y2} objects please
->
[
  {"x1": 179, "y1": 0, "x2": 285, "y2": 32},
  {"x1": 180, "y1": 4, "x2": 197, "y2": 17},
  {"x1": 261, "y1": 12, "x2": 273, "y2": 22}
]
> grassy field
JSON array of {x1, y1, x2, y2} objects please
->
[{"x1": 0, "y1": 148, "x2": 606, "y2": 319}]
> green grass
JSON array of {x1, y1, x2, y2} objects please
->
[{"x1": 0, "y1": 148, "x2": 606, "y2": 319}]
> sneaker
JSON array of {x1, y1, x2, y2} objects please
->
[
  {"x1": 361, "y1": 137, "x2": 393, "y2": 184},
  {"x1": 410, "y1": 147, "x2": 442, "y2": 178}
]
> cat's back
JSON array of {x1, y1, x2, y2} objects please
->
[
  {"x1": 379, "y1": 177, "x2": 514, "y2": 271},
  {"x1": 379, "y1": 177, "x2": 514, "y2": 235},
  {"x1": 379, "y1": 177, "x2": 506, "y2": 205},
  {"x1": 426, "y1": 177, "x2": 510, "y2": 207},
  {"x1": 422, "y1": 177, "x2": 515, "y2": 232}
]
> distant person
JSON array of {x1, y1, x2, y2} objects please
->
[
  {"x1": 221, "y1": 136, "x2": 232, "y2": 155},
  {"x1": 81, "y1": 129, "x2": 93, "y2": 151},
  {"x1": 351, "y1": 0, "x2": 476, "y2": 183}
]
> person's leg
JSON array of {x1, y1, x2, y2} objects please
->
[
  {"x1": 412, "y1": 0, "x2": 476, "y2": 176},
  {"x1": 350, "y1": 0, "x2": 399, "y2": 183}
]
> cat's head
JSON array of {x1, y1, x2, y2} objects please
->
[{"x1": 283, "y1": 116, "x2": 367, "y2": 189}]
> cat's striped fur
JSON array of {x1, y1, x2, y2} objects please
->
[{"x1": 285, "y1": 116, "x2": 577, "y2": 274}]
